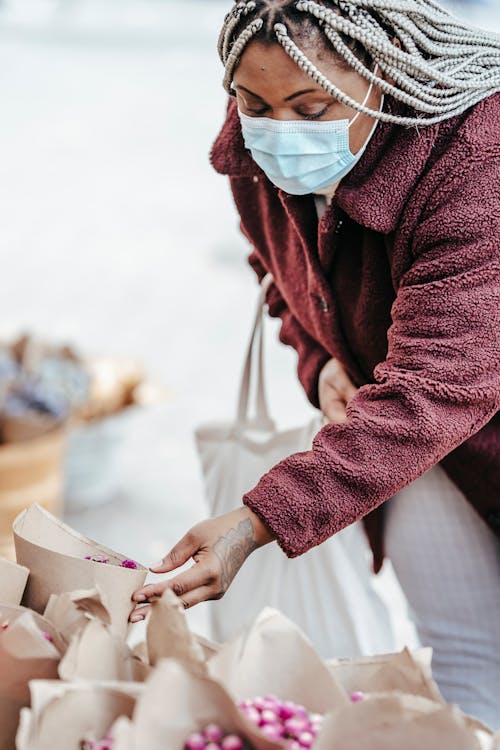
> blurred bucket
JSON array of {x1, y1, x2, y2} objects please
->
[{"x1": 0, "y1": 430, "x2": 66, "y2": 559}]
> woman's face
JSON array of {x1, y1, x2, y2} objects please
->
[{"x1": 233, "y1": 40, "x2": 383, "y2": 156}]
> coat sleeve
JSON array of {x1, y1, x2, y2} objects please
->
[
  {"x1": 243, "y1": 156, "x2": 500, "y2": 557},
  {"x1": 246, "y1": 245, "x2": 332, "y2": 409}
]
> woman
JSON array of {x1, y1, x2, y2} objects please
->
[{"x1": 132, "y1": 0, "x2": 500, "y2": 726}]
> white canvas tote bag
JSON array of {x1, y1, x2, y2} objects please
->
[{"x1": 195, "y1": 275, "x2": 394, "y2": 658}]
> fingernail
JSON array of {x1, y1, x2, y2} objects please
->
[
  {"x1": 134, "y1": 594, "x2": 146, "y2": 602},
  {"x1": 130, "y1": 614, "x2": 145, "y2": 623},
  {"x1": 150, "y1": 561, "x2": 164, "y2": 571}
]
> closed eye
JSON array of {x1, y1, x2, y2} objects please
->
[
  {"x1": 300, "y1": 105, "x2": 331, "y2": 120},
  {"x1": 246, "y1": 105, "x2": 270, "y2": 116}
]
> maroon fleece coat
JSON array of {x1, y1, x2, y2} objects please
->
[{"x1": 211, "y1": 94, "x2": 500, "y2": 571}]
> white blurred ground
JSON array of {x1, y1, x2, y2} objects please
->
[{"x1": 0, "y1": 0, "x2": 498, "y2": 646}]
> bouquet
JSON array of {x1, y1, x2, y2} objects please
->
[
  {"x1": 0, "y1": 556, "x2": 29, "y2": 605},
  {"x1": 0, "y1": 604, "x2": 63, "y2": 750},
  {"x1": 14, "y1": 504, "x2": 147, "y2": 638}
]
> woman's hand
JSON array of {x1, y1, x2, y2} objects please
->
[
  {"x1": 129, "y1": 507, "x2": 274, "y2": 621},
  {"x1": 318, "y1": 357, "x2": 358, "y2": 424}
]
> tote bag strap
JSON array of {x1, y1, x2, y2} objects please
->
[{"x1": 235, "y1": 273, "x2": 276, "y2": 433}]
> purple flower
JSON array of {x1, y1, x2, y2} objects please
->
[{"x1": 120, "y1": 559, "x2": 138, "y2": 569}]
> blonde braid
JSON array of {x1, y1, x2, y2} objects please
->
[{"x1": 218, "y1": 0, "x2": 500, "y2": 126}]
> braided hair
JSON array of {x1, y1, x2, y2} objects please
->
[{"x1": 218, "y1": 0, "x2": 500, "y2": 126}]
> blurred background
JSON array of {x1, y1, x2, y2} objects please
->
[{"x1": 0, "y1": 0, "x2": 499, "y2": 640}]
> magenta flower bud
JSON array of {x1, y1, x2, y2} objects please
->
[
  {"x1": 252, "y1": 696, "x2": 267, "y2": 711},
  {"x1": 261, "y1": 724, "x2": 284, "y2": 741},
  {"x1": 284, "y1": 718, "x2": 309, "y2": 737},
  {"x1": 204, "y1": 724, "x2": 224, "y2": 743},
  {"x1": 120, "y1": 559, "x2": 138, "y2": 569},
  {"x1": 242, "y1": 706, "x2": 260, "y2": 725},
  {"x1": 185, "y1": 733, "x2": 206, "y2": 750},
  {"x1": 42, "y1": 631, "x2": 53, "y2": 642},
  {"x1": 262, "y1": 696, "x2": 279, "y2": 711},
  {"x1": 298, "y1": 731, "x2": 315, "y2": 748},
  {"x1": 260, "y1": 709, "x2": 278, "y2": 726},
  {"x1": 221, "y1": 735, "x2": 244, "y2": 750},
  {"x1": 292, "y1": 704, "x2": 308, "y2": 719},
  {"x1": 279, "y1": 701, "x2": 297, "y2": 720},
  {"x1": 1, "y1": 621, "x2": 9, "y2": 631},
  {"x1": 350, "y1": 691, "x2": 365, "y2": 703}
]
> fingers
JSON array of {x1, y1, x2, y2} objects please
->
[
  {"x1": 319, "y1": 358, "x2": 358, "y2": 402},
  {"x1": 132, "y1": 579, "x2": 170, "y2": 605},
  {"x1": 130, "y1": 603, "x2": 152, "y2": 622},
  {"x1": 130, "y1": 583, "x2": 220, "y2": 622},
  {"x1": 130, "y1": 561, "x2": 221, "y2": 621},
  {"x1": 335, "y1": 368, "x2": 358, "y2": 402},
  {"x1": 133, "y1": 561, "x2": 214, "y2": 604},
  {"x1": 323, "y1": 397, "x2": 348, "y2": 425},
  {"x1": 178, "y1": 585, "x2": 221, "y2": 609},
  {"x1": 149, "y1": 529, "x2": 199, "y2": 574}
]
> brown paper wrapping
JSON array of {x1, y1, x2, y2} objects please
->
[
  {"x1": 0, "y1": 607, "x2": 63, "y2": 750},
  {"x1": 314, "y1": 692, "x2": 491, "y2": 750},
  {"x1": 327, "y1": 647, "x2": 444, "y2": 703},
  {"x1": 106, "y1": 717, "x2": 134, "y2": 750},
  {"x1": 194, "y1": 632, "x2": 221, "y2": 661},
  {"x1": 13, "y1": 504, "x2": 147, "y2": 638},
  {"x1": 117, "y1": 658, "x2": 284, "y2": 750},
  {"x1": 44, "y1": 587, "x2": 111, "y2": 644},
  {"x1": 0, "y1": 556, "x2": 29, "y2": 605},
  {"x1": 146, "y1": 589, "x2": 206, "y2": 671},
  {"x1": 208, "y1": 607, "x2": 348, "y2": 713},
  {"x1": 42, "y1": 587, "x2": 149, "y2": 682},
  {"x1": 16, "y1": 680, "x2": 142, "y2": 750}
]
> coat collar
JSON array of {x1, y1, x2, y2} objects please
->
[{"x1": 210, "y1": 98, "x2": 443, "y2": 234}]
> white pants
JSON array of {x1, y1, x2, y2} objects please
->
[{"x1": 385, "y1": 464, "x2": 500, "y2": 730}]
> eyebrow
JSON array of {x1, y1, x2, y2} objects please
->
[
  {"x1": 285, "y1": 88, "x2": 318, "y2": 101},
  {"x1": 235, "y1": 84, "x2": 321, "y2": 103}
]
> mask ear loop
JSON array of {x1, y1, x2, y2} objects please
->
[{"x1": 349, "y1": 64, "x2": 381, "y2": 127}]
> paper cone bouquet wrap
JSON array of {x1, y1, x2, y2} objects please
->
[
  {"x1": 0, "y1": 604, "x2": 64, "y2": 750},
  {"x1": 16, "y1": 680, "x2": 142, "y2": 750},
  {"x1": 0, "y1": 557, "x2": 29, "y2": 605},
  {"x1": 13, "y1": 504, "x2": 147, "y2": 637},
  {"x1": 0, "y1": 504, "x2": 497, "y2": 750},
  {"x1": 19, "y1": 591, "x2": 497, "y2": 750}
]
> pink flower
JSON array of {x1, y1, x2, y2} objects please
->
[
  {"x1": 120, "y1": 559, "x2": 138, "y2": 569},
  {"x1": 350, "y1": 691, "x2": 365, "y2": 703}
]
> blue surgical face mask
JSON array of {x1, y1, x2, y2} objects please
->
[{"x1": 238, "y1": 70, "x2": 383, "y2": 196}]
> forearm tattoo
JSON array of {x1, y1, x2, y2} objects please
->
[{"x1": 213, "y1": 519, "x2": 258, "y2": 591}]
